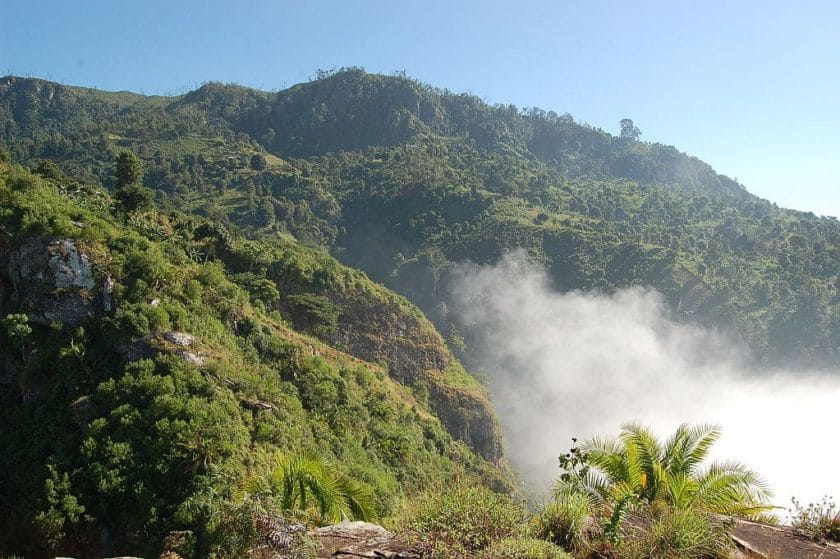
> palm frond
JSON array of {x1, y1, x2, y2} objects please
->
[
  {"x1": 695, "y1": 460, "x2": 774, "y2": 518},
  {"x1": 263, "y1": 450, "x2": 377, "y2": 523},
  {"x1": 622, "y1": 423, "x2": 665, "y2": 499},
  {"x1": 682, "y1": 423, "x2": 722, "y2": 475},
  {"x1": 585, "y1": 435, "x2": 632, "y2": 486},
  {"x1": 664, "y1": 471, "x2": 698, "y2": 510},
  {"x1": 334, "y1": 473, "x2": 377, "y2": 522}
]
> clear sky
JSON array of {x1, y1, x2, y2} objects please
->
[{"x1": 2, "y1": 0, "x2": 839, "y2": 216}]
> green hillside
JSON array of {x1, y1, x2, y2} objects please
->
[
  {"x1": 2, "y1": 69, "x2": 837, "y2": 365},
  {"x1": 0, "y1": 157, "x2": 510, "y2": 557}
]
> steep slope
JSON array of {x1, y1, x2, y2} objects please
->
[
  {"x1": 0, "y1": 159, "x2": 509, "y2": 557},
  {"x1": 1, "y1": 70, "x2": 839, "y2": 366}
]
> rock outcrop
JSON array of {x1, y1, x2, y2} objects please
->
[
  {"x1": 4, "y1": 238, "x2": 103, "y2": 326},
  {"x1": 114, "y1": 331, "x2": 207, "y2": 366},
  {"x1": 309, "y1": 521, "x2": 422, "y2": 559}
]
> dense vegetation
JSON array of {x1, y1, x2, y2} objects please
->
[
  {"x1": 3, "y1": 69, "x2": 840, "y2": 366},
  {"x1": 0, "y1": 157, "x2": 509, "y2": 557}
]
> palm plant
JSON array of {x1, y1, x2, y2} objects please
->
[
  {"x1": 241, "y1": 451, "x2": 377, "y2": 523},
  {"x1": 557, "y1": 423, "x2": 773, "y2": 519}
]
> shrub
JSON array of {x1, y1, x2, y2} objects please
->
[
  {"x1": 483, "y1": 537, "x2": 572, "y2": 559},
  {"x1": 397, "y1": 481, "x2": 525, "y2": 558},
  {"x1": 791, "y1": 496, "x2": 840, "y2": 543},
  {"x1": 534, "y1": 489, "x2": 593, "y2": 551},
  {"x1": 35, "y1": 160, "x2": 63, "y2": 180}
]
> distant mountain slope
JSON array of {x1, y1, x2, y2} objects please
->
[{"x1": 1, "y1": 69, "x2": 838, "y2": 365}]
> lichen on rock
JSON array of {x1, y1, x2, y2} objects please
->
[
  {"x1": 47, "y1": 239, "x2": 95, "y2": 290},
  {"x1": 6, "y1": 238, "x2": 102, "y2": 326}
]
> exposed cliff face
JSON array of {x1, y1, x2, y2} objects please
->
[
  {"x1": 326, "y1": 288, "x2": 504, "y2": 463},
  {"x1": 428, "y1": 381, "x2": 504, "y2": 465},
  {"x1": 329, "y1": 291, "x2": 449, "y2": 385}
]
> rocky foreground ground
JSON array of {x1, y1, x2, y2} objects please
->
[{"x1": 56, "y1": 517, "x2": 840, "y2": 559}]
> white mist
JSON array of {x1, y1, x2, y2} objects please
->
[{"x1": 451, "y1": 252, "x2": 840, "y2": 515}]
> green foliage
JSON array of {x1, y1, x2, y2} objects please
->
[
  {"x1": 483, "y1": 537, "x2": 572, "y2": 559},
  {"x1": 5, "y1": 71, "x2": 840, "y2": 366},
  {"x1": 116, "y1": 182, "x2": 155, "y2": 212},
  {"x1": 545, "y1": 430, "x2": 745, "y2": 559},
  {"x1": 198, "y1": 496, "x2": 317, "y2": 559},
  {"x1": 285, "y1": 293, "x2": 340, "y2": 337},
  {"x1": 7, "y1": 70, "x2": 836, "y2": 556},
  {"x1": 3, "y1": 312, "x2": 32, "y2": 341},
  {"x1": 250, "y1": 153, "x2": 267, "y2": 170},
  {"x1": 619, "y1": 118, "x2": 642, "y2": 141},
  {"x1": 35, "y1": 159, "x2": 63, "y2": 179},
  {"x1": 79, "y1": 359, "x2": 250, "y2": 544},
  {"x1": 114, "y1": 150, "x2": 154, "y2": 211},
  {"x1": 397, "y1": 481, "x2": 526, "y2": 558},
  {"x1": 791, "y1": 496, "x2": 840, "y2": 543},
  {"x1": 33, "y1": 465, "x2": 86, "y2": 552}
]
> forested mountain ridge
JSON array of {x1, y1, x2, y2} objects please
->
[{"x1": 2, "y1": 69, "x2": 839, "y2": 367}]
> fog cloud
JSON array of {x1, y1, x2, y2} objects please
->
[{"x1": 451, "y1": 252, "x2": 840, "y2": 512}]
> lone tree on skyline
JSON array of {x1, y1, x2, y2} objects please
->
[{"x1": 620, "y1": 118, "x2": 641, "y2": 140}]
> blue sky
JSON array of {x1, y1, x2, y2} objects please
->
[{"x1": 2, "y1": 0, "x2": 839, "y2": 216}]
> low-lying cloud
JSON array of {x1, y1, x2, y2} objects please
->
[{"x1": 451, "y1": 252, "x2": 840, "y2": 513}]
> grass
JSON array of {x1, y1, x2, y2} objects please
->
[{"x1": 791, "y1": 497, "x2": 840, "y2": 543}]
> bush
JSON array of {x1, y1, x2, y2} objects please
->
[
  {"x1": 35, "y1": 160, "x2": 63, "y2": 180},
  {"x1": 483, "y1": 537, "x2": 572, "y2": 559},
  {"x1": 116, "y1": 183, "x2": 155, "y2": 212},
  {"x1": 534, "y1": 489, "x2": 593, "y2": 551},
  {"x1": 397, "y1": 482, "x2": 525, "y2": 558},
  {"x1": 791, "y1": 496, "x2": 840, "y2": 543}
]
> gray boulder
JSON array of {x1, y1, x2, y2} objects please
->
[{"x1": 309, "y1": 521, "x2": 422, "y2": 559}]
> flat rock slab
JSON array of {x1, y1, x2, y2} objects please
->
[
  {"x1": 309, "y1": 521, "x2": 422, "y2": 558},
  {"x1": 732, "y1": 519, "x2": 840, "y2": 558}
]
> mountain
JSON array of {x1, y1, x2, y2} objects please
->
[
  {"x1": 2, "y1": 68, "x2": 840, "y2": 555},
  {"x1": 3, "y1": 69, "x2": 837, "y2": 366}
]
